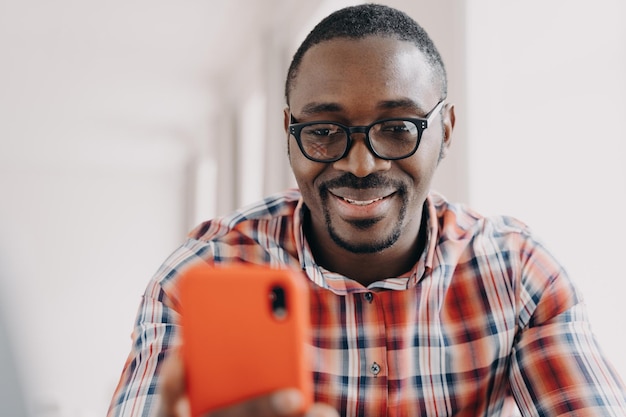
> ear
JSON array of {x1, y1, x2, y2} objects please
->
[
  {"x1": 439, "y1": 102, "x2": 456, "y2": 160},
  {"x1": 284, "y1": 107, "x2": 292, "y2": 159},
  {"x1": 283, "y1": 107, "x2": 291, "y2": 135}
]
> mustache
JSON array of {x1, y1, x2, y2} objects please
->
[{"x1": 320, "y1": 173, "x2": 396, "y2": 190}]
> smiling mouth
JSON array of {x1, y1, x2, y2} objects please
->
[{"x1": 341, "y1": 196, "x2": 385, "y2": 206}]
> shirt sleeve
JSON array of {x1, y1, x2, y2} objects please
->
[
  {"x1": 106, "y1": 241, "x2": 208, "y2": 417},
  {"x1": 509, "y1": 238, "x2": 626, "y2": 416},
  {"x1": 106, "y1": 280, "x2": 181, "y2": 417}
]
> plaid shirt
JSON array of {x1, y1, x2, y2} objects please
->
[{"x1": 108, "y1": 189, "x2": 626, "y2": 417}]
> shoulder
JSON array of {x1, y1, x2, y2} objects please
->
[
  {"x1": 429, "y1": 192, "x2": 531, "y2": 243},
  {"x1": 429, "y1": 191, "x2": 566, "y2": 284},
  {"x1": 149, "y1": 190, "x2": 304, "y2": 301},
  {"x1": 189, "y1": 189, "x2": 302, "y2": 242},
  {"x1": 429, "y1": 193, "x2": 579, "y2": 325}
]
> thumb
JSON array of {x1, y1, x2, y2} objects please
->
[{"x1": 158, "y1": 352, "x2": 189, "y2": 417}]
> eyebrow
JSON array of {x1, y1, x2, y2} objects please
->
[
  {"x1": 377, "y1": 98, "x2": 428, "y2": 114},
  {"x1": 299, "y1": 102, "x2": 344, "y2": 117},
  {"x1": 297, "y1": 98, "x2": 429, "y2": 118}
]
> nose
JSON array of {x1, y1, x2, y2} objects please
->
[{"x1": 332, "y1": 134, "x2": 391, "y2": 177}]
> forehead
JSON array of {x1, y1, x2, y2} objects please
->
[{"x1": 289, "y1": 36, "x2": 439, "y2": 114}]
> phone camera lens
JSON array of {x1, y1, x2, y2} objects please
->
[{"x1": 270, "y1": 285, "x2": 287, "y2": 320}]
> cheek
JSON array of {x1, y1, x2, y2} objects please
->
[
  {"x1": 416, "y1": 133, "x2": 444, "y2": 167},
  {"x1": 288, "y1": 141, "x2": 325, "y2": 189},
  {"x1": 399, "y1": 143, "x2": 441, "y2": 188}
]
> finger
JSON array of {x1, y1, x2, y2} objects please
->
[
  {"x1": 158, "y1": 353, "x2": 188, "y2": 417},
  {"x1": 304, "y1": 403, "x2": 341, "y2": 417},
  {"x1": 205, "y1": 389, "x2": 304, "y2": 417}
]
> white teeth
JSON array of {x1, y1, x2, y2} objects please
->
[{"x1": 343, "y1": 197, "x2": 383, "y2": 206}]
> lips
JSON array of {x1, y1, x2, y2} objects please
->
[
  {"x1": 325, "y1": 188, "x2": 396, "y2": 222},
  {"x1": 329, "y1": 188, "x2": 395, "y2": 205}
]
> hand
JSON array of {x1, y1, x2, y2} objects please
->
[{"x1": 157, "y1": 353, "x2": 338, "y2": 417}]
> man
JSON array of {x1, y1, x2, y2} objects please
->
[{"x1": 108, "y1": 4, "x2": 626, "y2": 417}]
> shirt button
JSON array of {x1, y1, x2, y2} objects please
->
[
  {"x1": 364, "y1": 292, "x2": 373, "y2": 303},
  {"x1": 370, "y1": 362, "x2": 381, "y2": 376}
]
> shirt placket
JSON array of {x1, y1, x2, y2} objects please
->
[{"x1": 348, "y1": 290, "x2": 389, "y2": 416}]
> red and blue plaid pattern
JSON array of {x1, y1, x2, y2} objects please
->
[{"x1": 108, "y1": 189, "x2": 626, "y2": 417}]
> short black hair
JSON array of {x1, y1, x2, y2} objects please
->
[{"x1": 284, "y1": 3, "x2": 447, "y2": 104}]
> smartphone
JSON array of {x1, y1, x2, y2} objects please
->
[{"x1": 178, "y1": 263, "x2": 313, "y2": 417}]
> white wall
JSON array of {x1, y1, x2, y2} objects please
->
[
  {"x1": 466, "y1": 0, "x2": 626, "y2": 377},
  {"x1": 0, "y1": 2, "x2": 216, "y2": 416}
]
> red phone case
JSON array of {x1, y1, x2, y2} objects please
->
[{"x1": 178, "y1": 263, "x2": 313, "y2": 417}]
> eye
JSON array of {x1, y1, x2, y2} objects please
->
[
  {"x1": 302, "y1": 124, "x2": 342, "y2": 138},
  {"x1": 378, "y1": 121, "x2": 418, "y2": 135},
  {"x1": 380, "y1": 122, "x2": 409, "y2": 132},
  {"x1": 311, "y1": 128, "x2": 332, "y2": 136}
]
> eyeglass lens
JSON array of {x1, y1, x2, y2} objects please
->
[{"x1": 299, "y1": 120, "x2": 419, "y2": 161}]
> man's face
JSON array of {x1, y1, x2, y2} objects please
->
[{"x1": 285, "y1": 36, "x2": 453, "y2": 257}]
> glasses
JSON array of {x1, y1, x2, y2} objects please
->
[{"x1": 289, "y1": 100, "x2": 445, "y2": 163}]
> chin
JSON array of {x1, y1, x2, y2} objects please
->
[{"x1": 328, "y1": 223, "x2": 402, "y2": 254}]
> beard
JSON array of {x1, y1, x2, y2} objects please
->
[{"x1": 319, "y1": 173, "x2": 408, "y2": 254}]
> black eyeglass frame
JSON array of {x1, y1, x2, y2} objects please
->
[{"x1": 288, "y1": 99, "x2": 445, "y2": 163}]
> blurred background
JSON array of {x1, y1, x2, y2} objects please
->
[{"x1": 0, "y1": 0, "x2": 624, "y2": 416}]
